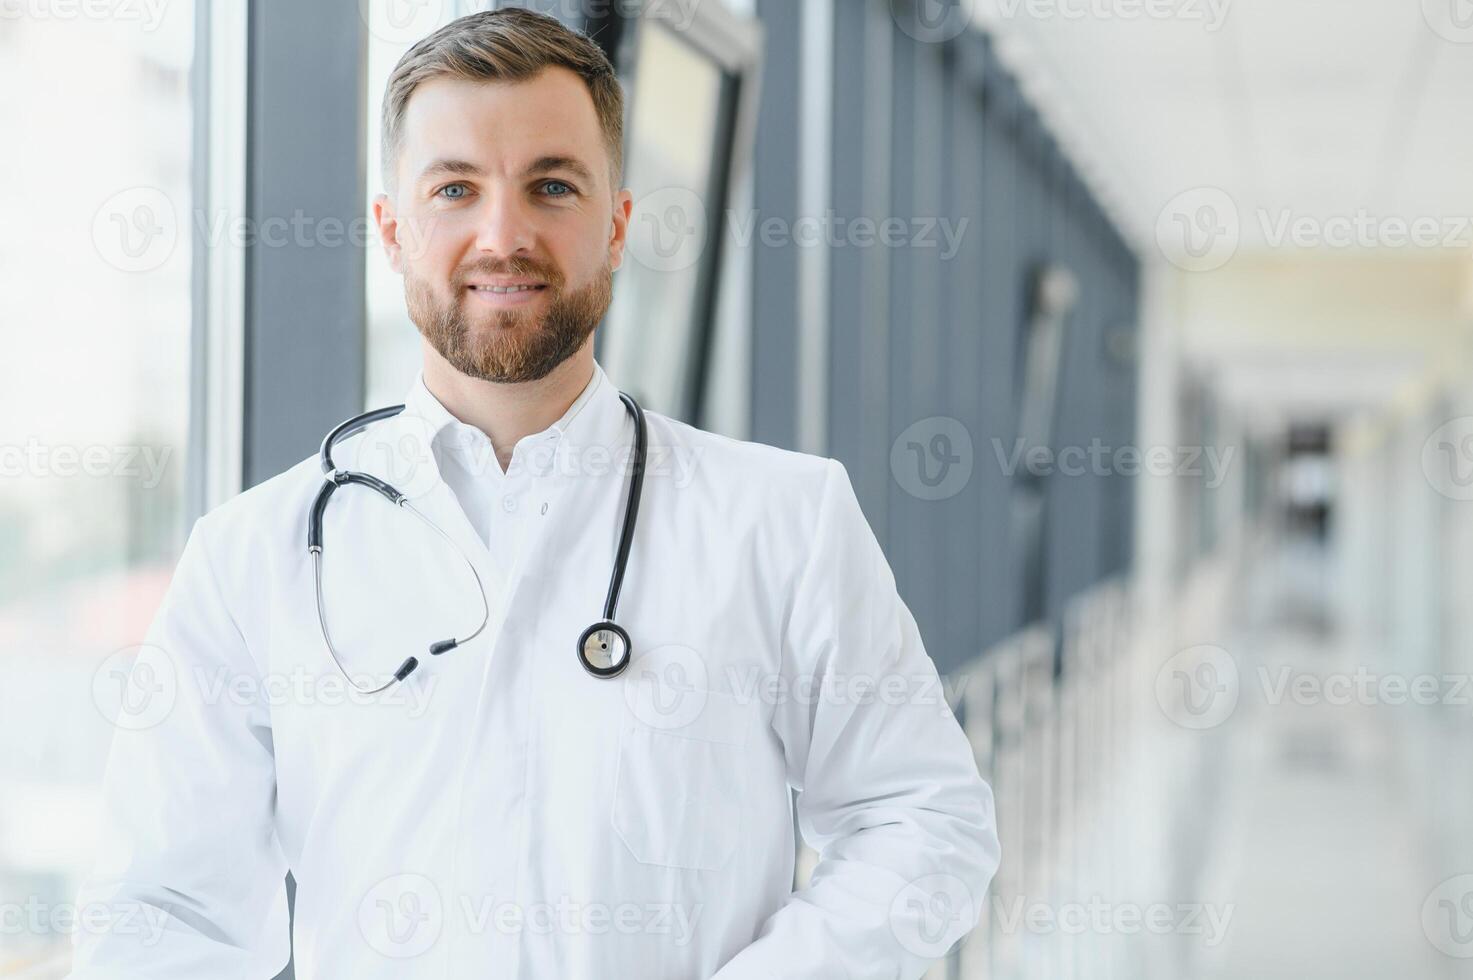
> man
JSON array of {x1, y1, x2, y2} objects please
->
[{"x1": 70, "y1": 9, "x2": 999, "y2": 979}]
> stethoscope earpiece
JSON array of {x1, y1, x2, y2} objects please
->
[{"x1": 577, "y1": 621, "x2": 632, "y2": 677}]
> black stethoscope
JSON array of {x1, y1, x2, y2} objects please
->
[{"x1": 307, "y1": 390, "x2": 647, "y2": 693}]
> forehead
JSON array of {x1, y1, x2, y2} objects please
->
[{"x1": 398, "y1": 66, "x2": 608, "y2": 184}]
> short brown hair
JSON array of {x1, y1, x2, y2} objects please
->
[{"x1": 381, "y1": 8, "x2": 625, "y2": 193}]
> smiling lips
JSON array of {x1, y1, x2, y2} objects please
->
[
  {"x1": 464, "y1": 280, "x2": 549, "y2": 306},
  {"x1": 469, "y1": 283, "x2": 544, "y2": 293}
]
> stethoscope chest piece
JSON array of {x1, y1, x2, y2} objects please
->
[{"x1": 578, "y1": 621, "x2": 631, "y2": 677}]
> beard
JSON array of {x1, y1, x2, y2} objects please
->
[{"x1": 405, "y1": 254, "x2": 612, "y2": 384}]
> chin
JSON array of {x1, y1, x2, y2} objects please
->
[{"x1": 464, "y1": 305, "x2": 541, "y2": 333}]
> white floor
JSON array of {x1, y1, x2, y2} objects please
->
[{"x1": 1194, "y1": 539, "x2": 1460, "y2": 979}]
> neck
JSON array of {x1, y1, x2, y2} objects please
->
[{"x1": 420, "y1": 338, "x2": 596, "y2": 471}]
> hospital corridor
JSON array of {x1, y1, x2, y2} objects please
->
[{"x1": 4, "y1": 0, "x2": 1473, "y2": 977}]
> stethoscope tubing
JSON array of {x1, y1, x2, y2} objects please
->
[{"x1": 601, "y1": 391, "x2": 647, "y2": 623}]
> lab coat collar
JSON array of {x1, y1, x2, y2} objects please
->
[
  {"x1": 352, "y1": 356, "x2": 629, "y2": 493},
  {"x1": 401, "y1": 358, "x2": 611, "y2": 465}
]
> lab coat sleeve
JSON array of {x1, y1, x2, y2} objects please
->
[
  {"x1": 67, "y1": 516, "x2": 290, "y2": 980},
  {"x1": 712, "y1": 458, "x2": 1000, "y2": 980}
]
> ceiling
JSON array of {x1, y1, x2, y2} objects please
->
[
  {"x1": 973, "y1": 0, "x2": 1473, "y2": 254},
  {"x1": 967, "y1": 0, "x2": 1473, "y2": 431}
]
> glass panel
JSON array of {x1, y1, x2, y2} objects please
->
[
  {"x1": 0, "y1": 5, "x2": 195, "y2": 974},
  {"x1": 602, "y1": 21, "x2": 729, "y2": 418}
]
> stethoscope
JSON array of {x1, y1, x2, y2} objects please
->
[{"x1": 307, "y1": 390, "x2": 647, "y2": 694}]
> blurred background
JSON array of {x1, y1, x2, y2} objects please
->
[{"x1": 4, "y1": 0, "x2": 1473, "y2": 976}]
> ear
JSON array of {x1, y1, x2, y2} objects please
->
[
  {"x1": 608, "y1": 188, "x2": 634, "y2": 272},
  {"x1": 372, "y1": 192, "x2": 403, "y2": 274}
]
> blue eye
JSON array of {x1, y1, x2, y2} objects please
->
[
  {"x1": 543, "y1": 181, "x2": 573, "y2": 197},
  {"x1": 438, "y1": 183, "x2": 468, "y2": 200}
]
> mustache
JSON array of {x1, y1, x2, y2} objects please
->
[{"x1": 452, "y1": 256, "x2": 564, "y2": 288}]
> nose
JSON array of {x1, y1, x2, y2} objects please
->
[{"x1": 472, "y1": 184, "x2": 537, "y2": 258}]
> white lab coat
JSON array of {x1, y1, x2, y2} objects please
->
[{"x1": 69, "y1": 360, "x2": 1000, "y2": 979}]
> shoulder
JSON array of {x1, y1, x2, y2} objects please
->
[
  {"x1": 634, "y1": 411, "x2": 871, "y2": 562},
  {"x1": 190, "y1": 452, "x2": 325, "y2": 558},
  {"x1": 164, "y1": 452, "x2": 324, "y2": 645},
  {"x1": 642, "y1": 410, "x2": 844, "y2": 510}
]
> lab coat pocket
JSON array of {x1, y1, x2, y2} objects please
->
[{"x1": 611, "y1": 688, "x2": 751, "y2": 872}]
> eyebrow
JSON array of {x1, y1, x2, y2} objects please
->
[
  {"x1": 525, "y1": 155, "x2": 595, "y2": 185},
  {"x1": 417, "y1": 155, "x2": 596, "y2": 185},
  {"x1": 418, "y1": 158, "x2": 484, "y2": 182}
]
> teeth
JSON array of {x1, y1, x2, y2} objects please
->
[{"x1": 472, "y1": 285, "x2": 539, "y2": 294}]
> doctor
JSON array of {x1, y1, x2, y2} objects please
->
[{"x1": 70, "y1": 8, "x2": 999, "y2": 979}]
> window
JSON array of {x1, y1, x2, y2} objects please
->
[
  {"x1": 599, "y1": 19, "x2": 735, "y2": 420},
  {"x1": 0, "y1": 6, "x2": 195, "y2": 973}
]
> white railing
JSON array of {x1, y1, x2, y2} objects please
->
[
  {"x1": 944, "y1": 580, "x2": 1135, "y2": 980},
  {"x1": 941, "y1": 554, "x2": 1238, "y2": 980}
]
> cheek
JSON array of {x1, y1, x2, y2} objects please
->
[
  {"x1": 554, "y1": 222, "x2": 613, "y2": 281},
  {"x1": 399, "y1": 208, "x2": 469, "y2": 272}
]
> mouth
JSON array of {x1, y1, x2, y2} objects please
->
[{"x1": 464, "y1": 281, "x2": 549, "y2": 308}]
